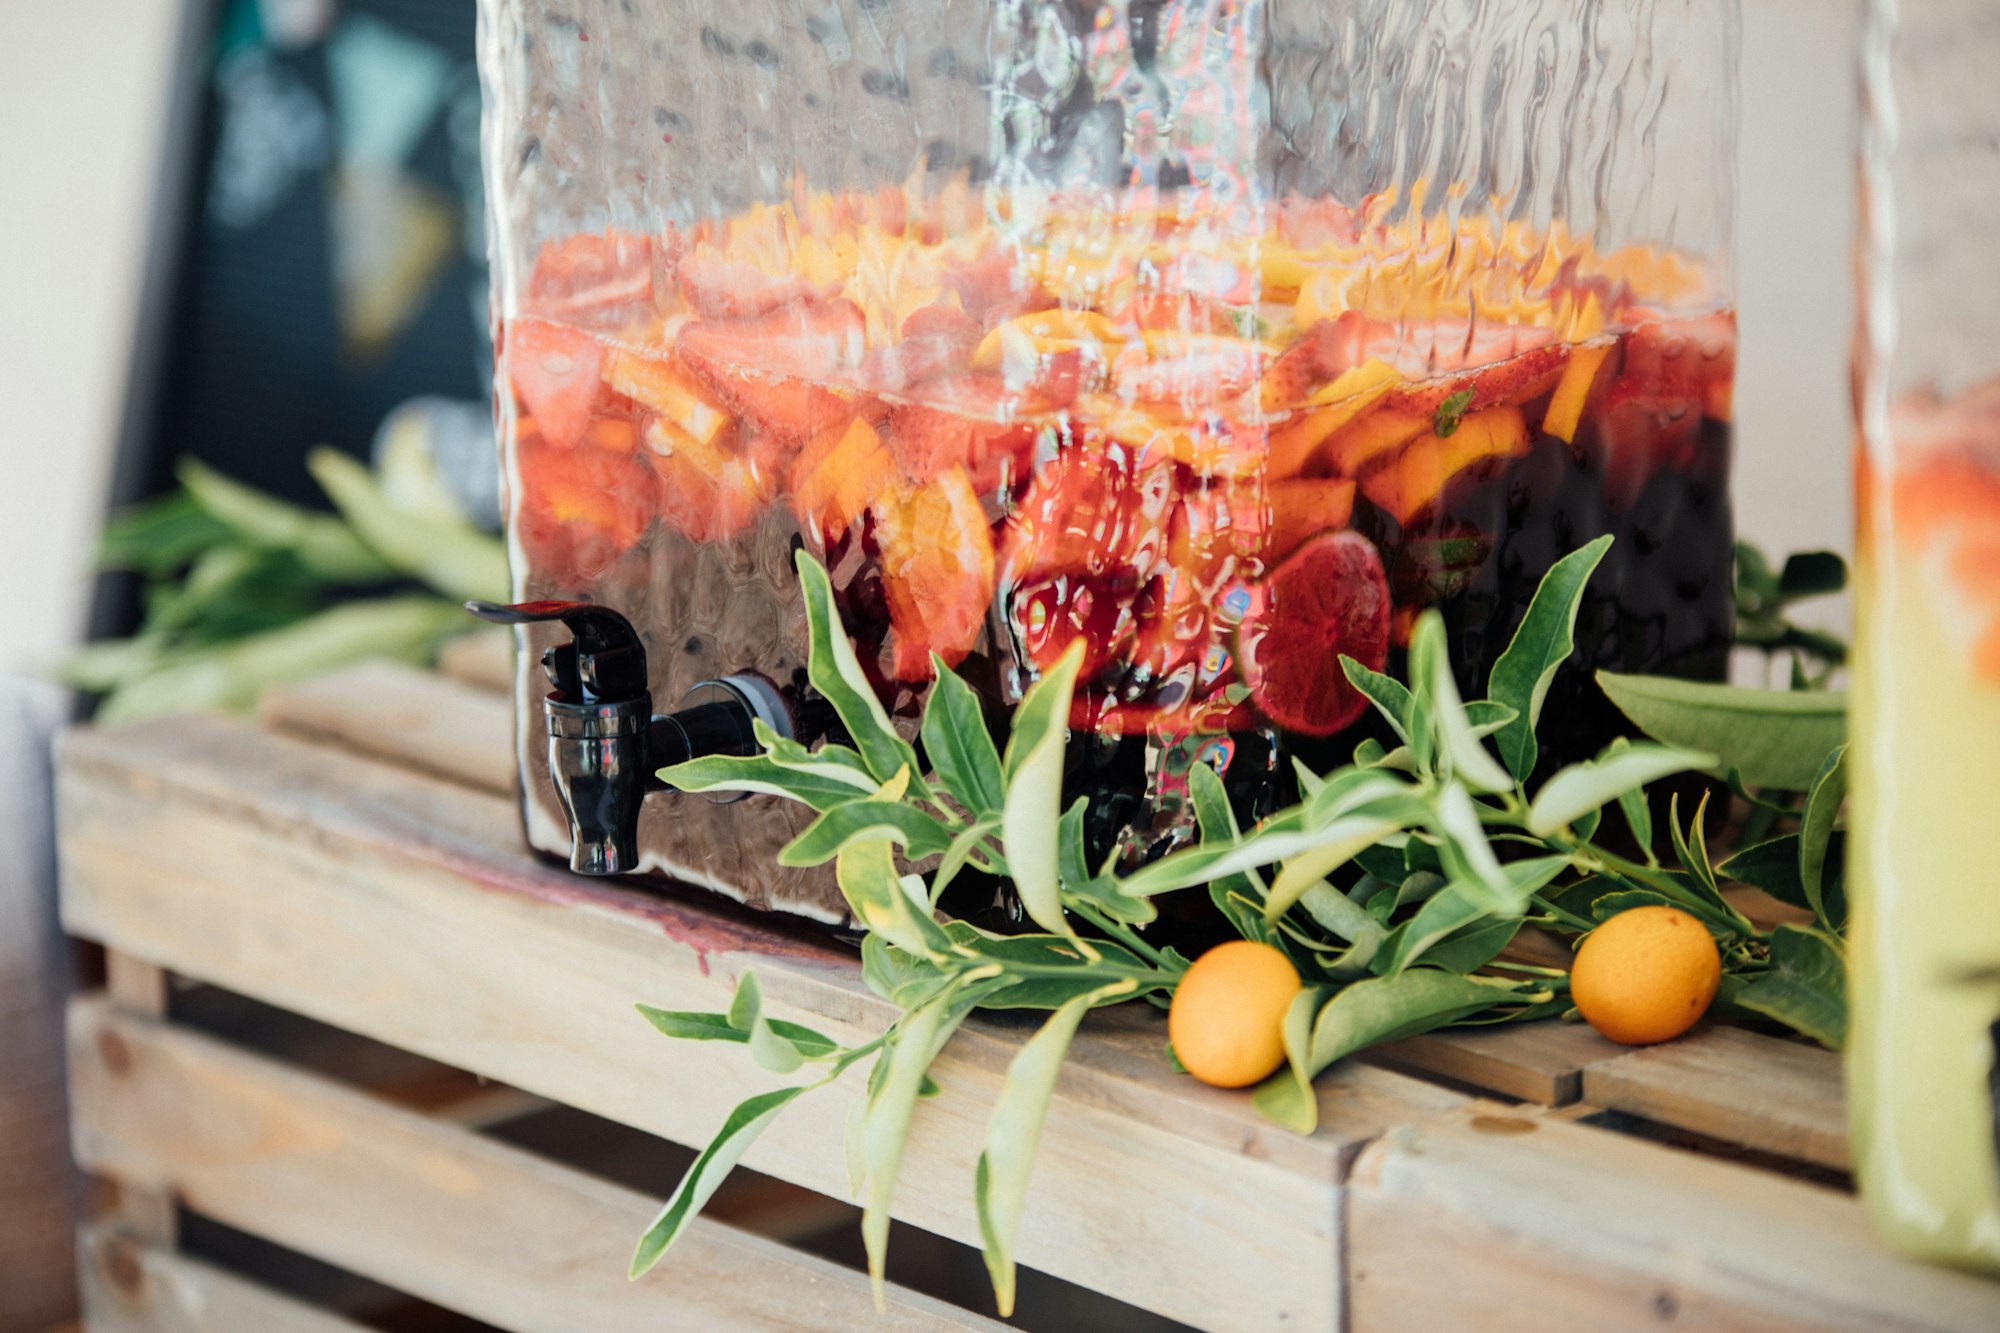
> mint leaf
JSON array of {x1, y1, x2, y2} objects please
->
[{"x1": 1432, "y1": 388, "x2": 1476, "y2": 437}]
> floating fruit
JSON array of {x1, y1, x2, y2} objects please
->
[
  {"x1": 1235, "y1": 531, "x2": 1391, "y2": 737},
  {"x1": 1168, "y1": 941, "x2": 1304, "y2": 1088},
  {"x1": 871, "y1": 468, "x2": 997, "y2": 680},
  {"x1": 507, "y1": 319, "x2": 608, "y2": 451},
  {"x1": 1570, "y1": 906, "x2": 1721, "y2": 1046},
  {"x1": 1361, "y1": 405, "x2": 1533, "y2": 525}
]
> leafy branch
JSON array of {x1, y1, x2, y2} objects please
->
[{"x1": 634, "y1": 537, "x2": 1853, "y2": 1310}]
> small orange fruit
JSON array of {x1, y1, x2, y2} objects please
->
[
  {"x1": 1168, "y1": 940, "x2": 1304, "y2": 1088},
  {"x1": 1570, "y1": 905, "x2": 1722, "y2": 1045}
]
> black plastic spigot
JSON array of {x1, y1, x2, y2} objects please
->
[{"x1": 466, "y1": 599, "x2": 796, "y2": 876}]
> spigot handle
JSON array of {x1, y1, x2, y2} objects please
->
[{"x1": 465, "y1": 599, "x2": 649, "y2": 704}]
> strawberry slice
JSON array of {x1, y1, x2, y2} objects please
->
[
  {"x1": 1255, "y1": 312, "x2": 1393, "y2": 412},
  {"x1": 1001, "y1": 448, "x2": 1174, "y2": 587},
  {"x1": 871, "y1": 469, "x2": 997, "y2": 680},
  {"x1": 1235, "y1": 531, "x2": 1391, "y2": 737},
  {"x1": 507, "y1": 319, "x2": 608, "y2": 451},
  {"x1": 1619, "y1": 312, "x2": 1736, "y2": 408},
  {"x1": 515, "y1": 439, "x2": 658, "y2": 586},
  {"x1": 676, "y1": 298, "x2": 867, "y2": 382},
  {"x1": 642, "y1": 419, "x2": 772, "y2": 544},
  {"x1": 857, "y1": 302, "x2": 984, "y2": 393},
  {"x1": 526, "y1": 231, "x2": 662, "y2": 327},
  {"x1": 1381, "y1": 341, "x2": 1571, "y2": 420},
  {"x1": 942, "y1": 247, "x2": 1052, "y2": 328},
  {"x1": 886, "y1": 400, "x2": 1038, "y2": 494},
  {"x1": 676, "y1": 301, "x2": 864, "y2": 444},
  {"x1": 677, "y1": 253, "x2": 825, "y2": 319}
]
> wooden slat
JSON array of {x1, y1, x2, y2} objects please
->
[
  {"x1": 437, "y1": 628, "x2": 514, "y2": 694},
  {"x1": 258, "y1": 660, "x2": 515, "y2": 795},
  {"x1": 77, "y1": 1221, "x2": 365, "y2": 1333},
  {"x1": 58, "y1": 715, "x2": 1468, "y2": 1332},
  {"x1": 69, "y1": 999, "x2": 1003, "y2": 1333},
  {"x1": 1347, "y1": 1102, "x2": 2000, "y2": 1332},
  {"x1": 1367, "y1": 1018, "x2": 1629, "y2": 1105},
  {"x1": 1583, "y1": 1024, "x2": 1849, "y2": 1171}
]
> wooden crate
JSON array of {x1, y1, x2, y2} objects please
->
[{"x1": 54, "y1": 643, "x2": 2000, "y2": 1332}]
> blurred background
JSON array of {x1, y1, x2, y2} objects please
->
[{"x1": 0, "y1": 0, "x2": 1859, "y2": 1327}]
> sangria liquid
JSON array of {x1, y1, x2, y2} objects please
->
[
  {"x1": 499, "y1": 187, "x2": 1734, "y2": 905},
  {"x1": 1850, "y1": 382, "x2": 2000, "y2": 1271}
]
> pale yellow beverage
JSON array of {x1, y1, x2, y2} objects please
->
[{"x1": 1850, "y1": 384, "x2": 2000, "y2": 1270}]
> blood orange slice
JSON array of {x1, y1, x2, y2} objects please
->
[{"x1": 1235, "y1": 531, "x2": 1391, "y2": 737}]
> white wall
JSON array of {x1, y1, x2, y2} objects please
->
[
  {"x1": 1735, "y1": 0, "x2": 1860, "y2": 569},
  {"x1": 0, "y1": 0, "x2": 197, "y2": 675}
]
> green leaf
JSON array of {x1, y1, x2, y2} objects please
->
[
  {"x1": 657, "y1": 753, "x2": 878, "y2": 812},
  {"x1": 307, "y1": 448, "x2": 508, "y2": 601},
  {"x1": 752, "y1": 719, "x2": 882, "y2": 795},
  {"x1": 97, "y1": 490, "x2": 233, "y2": 575},
  {"x1": 1462, "y1": 699, "x2": 1518, "y2": 740},
  {"x1": 862, "y1": 985, "x2": 989, "y2": 1295},
  {"x1": 1384, "y1": 856, "x2": 1566, "y2": 974},
  {"x1": 1432, "y1": 387, "x2": 1476, "y2": 437},
  {"x1": 1526, "y1": 742, "x2": 1711, "y2": 837},
  {"x1": 796, "y1": 552, "x2": 924, "y2": 791},
  {"x1": 1588, "y1": 888, "x2": 1677, "y2": 922},
  {"x1": 1190, "y1": 763, "x2": 1273, "y2": 943},
  {"x1": 1669, "y1": 790, "x2": 1721, "y2": 900},
  {"x1": 94, "y1": 596, "x2": 467, "y2": 724},
  {"x1": 635, "y1": 1006, "x2": 744, "y2": 1043},
  {"x1": 835, "y1": 837, "x2": 955, "y2": 960},
  {"x1": 1779, "y1": 551, "x2": 1848, "y2": 600},
  {"x1": 1736, "y1": 924, "x2": 1848, "y2": 1049},
  {"x1": 1597, "y1": 671, "x2": 1847, "y2": 791},
  {"x1": 178, "y1": 457, "x2": 394, "y2": 584},
  {"x1": 1410, "y1": 614, "x2": 1513, "y2": 794},
  {"x1": 1056, "y1": 797, "x2": 1091, "y2": 889},
  {"x1": 1487, "y1": 535, "x2": 1613, "y2": 780},
  {"x1": 1001, "y1": 641, "x2": 1085, "y2": 938},
  {"x1": 922, "y1": 659, "x2": 1005, "y2": 817},
  {"x1": 778, "y1": 798, "x2": 955, "y2": 867},
  {"x1": 1717, "y1": 834, "x2": 1808, "y2": 910},
  {"x1": 727, "y1": 971, "x2": 762, "y2": 1031},
  {"x1": 1340, "y1": 655, "x2": 1415, "y2": 741},
  {"x1": 1419, "y1": 917, "x2": 1521, "y2": 973},
  {"x1": 975, "y1": 981, "x2": 1134, "y2": 1316},
  {"x1": 632, "y1": 1085, "x2": 809, "y2": 1277},
  {"x1": 1250, "y1": 988, "x2": 1325, "y2": 1133},
  {"x1": 1798, "y1": 745, "x2": 1848, "y2": 928},
  {"x1": 1429, "y1": 783, "x2": 1515, "y2": 911},
  {"x1": 1121, "y1": 809, "x2": 1417, "y2": 901},
  {"x1": 931, "y1": 817, "x2": 999, "y2": 903}
]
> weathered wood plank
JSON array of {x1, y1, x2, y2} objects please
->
[
  {"x1": 436, "y1": 629, "x2": 514, "y2": 694},
  {"x1": 77, "y1": 1221, "x2": 366, "y2": 1333},
  {"x1": 1347, "y1": 1101, "x2": 2000, "y2": 1332},
  {"x1": 1582, "y1": 1024, "x2": 1849, "y2": 1171},
  {"x1": 69, "y1": 999, "x2": 1000, "y2": 1333},
  {"x1": 57, "y1": 715, "x2": 1465, "y2": 1332},
  {"x1": 258, "y1": 661, "x2": 515, "y2": 795},
  {"x1": 1367, "y1": 1018, "x2": 1628, "y2": 1105}
]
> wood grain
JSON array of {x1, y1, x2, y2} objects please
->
[
  {"x1": 70, "y1": 999, "x2": 1000, "y2": 1333},
  {"x1": 258, "y1": 661, "x2": 515, "y2": 795},
  {"x1": 1368, "y1": 1018, "x2": 1629, "y2": 1105},
  {"x1": 57, "y1": 715, "x2": 1467, "y2": 1332},
  {"x1": 1583, "y1": 1024, "x2": 1849, "y2": 1171},
  {"x1": 1347, "y1": 1102, "x2": 2000, "y2": 1332},
  {"x1": 435, "y1": 629, "x2": 514, "y2": 694},
  {"x1": 76, "y1": 1221, "x2": 365, "y2": 1333}
]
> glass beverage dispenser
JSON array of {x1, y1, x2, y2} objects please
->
[
  {"x1": 475, "y1": 0, "x2": 1740, "y2": 924},
  {"x1": 1848, "y1": 0, "x2": 2000, "y2": 1273}
]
